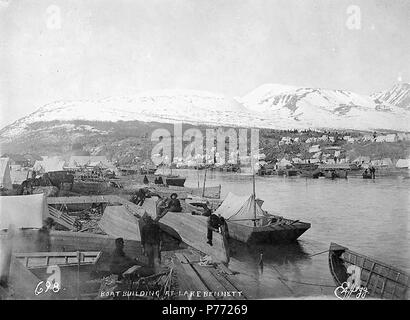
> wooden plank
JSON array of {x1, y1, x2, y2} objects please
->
[
  {"x1": 207, "y1": 268, "x2": 246, "y2": 300},
  {"x1": 190, "y1": 264, "x2": 234, "y2": 300},
  {"x1": 218, "y1": 263, "x2": 235, "y2": 275},
  {"x1": 182, "y1": 252, "x2": 237, "y2": 300},
  {"x1": 174, "y1": 252, "x2": 213, "y2": 298}
]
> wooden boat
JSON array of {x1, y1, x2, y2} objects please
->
[
  {"x1": 324, "y1": 170, "x2": 348, "y2": 179},
  {"x1": 14, "y1": 251, "x2": 101, "y2": 269},
  {"x1": 285, "y1": 169, "x2": 299, "y2": 177},
  {"x1": 293, "y1": 163, "x2": 319, "y2": 171},
  {"x1": 138, "y1": 198, "x2": 229, "y2": 264},
  {"x1": 160, "y1": 211, "x2": 229, "y2": 263},
  {"x1": 335, "y1": 169, "x2": 348, "y2": 179},
  {"x1": 329, "y1": 243, "x2": 409, "y2": 300},
  {"x1": 164, "y1": 175, "x2": 186, "y2": 187},
  {"x1": 362, "y1": 172, "x2": 373, "y2": 179},
  {"x1": 349, "y1": 163, "x2": 361, "y2": 171},
  {"x1": 215, "y1": 193, "x2": 310, "y2": 244},
  {"x1": 299, "y1": 169, "x2": 321, "y2": 178},
  {"x1": 0, "y1": 229, "x2": 128, "y2": 299}
]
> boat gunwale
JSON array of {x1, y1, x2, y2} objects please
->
[{"x1": 329, "y1": 242, "x2": 409, "y2": 279}]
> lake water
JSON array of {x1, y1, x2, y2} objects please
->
[{"x1": 179, "y1": 169, "x2": 410, "y2": 298}]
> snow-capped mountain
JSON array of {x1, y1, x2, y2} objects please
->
[
  {"x1": 240, "y1": 83, "x2": 410, "y2": 132},
  {"x1": 0, "y1": 90, "x2": 257, "y2": 139},
  {"x1": 371, "y1": 83, "x2": 410, "y2": 110},
  {"x1": 1, "y1": 85, "x2": 410, "y2": 144}
]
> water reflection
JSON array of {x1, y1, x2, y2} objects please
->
[{"x1": 229, "y1": 239, "x2": 310, "y2": 268}]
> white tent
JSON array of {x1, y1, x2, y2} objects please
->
[
  {"x1": 0, "y1": 158, "x2": 13, "y2": 190},
  {"x1": 214, "y1": 193, "x2": 268, "y2": 227},
  {"x1": 396, "y1": 159, "x2": 410, "y2": 169},
  {"x1": 353, "y1": 156, "x2": 370, "y2": 164},
  {"x1": 33, "y1": 157, "x2": 65, "y2": 173},
  {"x1": 0, "y1": 194, "x2": 48, "y2": 230},
  {"x1": 278, "y1": 158, "x2": 292, "y2": 167}
]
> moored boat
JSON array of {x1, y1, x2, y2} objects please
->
[
  {"x1": 328, "y1": 243, "x2": 409, "y2": 300},
  {"x1": 214, "y1": 193, "x2": 310, "y2": 244},
  {"x1": 362, "y1": 172, "x2": 373, "y2": 179},
  {"x1": 164, "y1": 175, "x2": 186, "y2": 187}
]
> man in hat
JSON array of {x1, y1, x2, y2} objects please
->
[
  {"x1": 207, "y1": 213, "x2": 222, "y2": 246},
  {"x1": 140, "y1": 215, "x2": 162, "y2": 271},
  {"x1": 166, "y1": 193, "x2": 182, "y2": 212},
  {"x1": 132, "y1": 188, "x2": 147, "y2": 206},
  {"x1": 109, "y1": 238, "x2": 137, "y2": 279}
]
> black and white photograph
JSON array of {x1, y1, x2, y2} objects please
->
[{"x1": 0, "y1": 0, "x2": 409, "y2": 305}]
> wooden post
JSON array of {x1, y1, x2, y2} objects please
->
[
  {"x1": 252, "y1": 172, "x2": 257, "y2": 227},
  {"x1": 202, "y1": 168, "x2": 207, "y2": 198},
  {"x1": 76, "y1": 251, "x2": 81, "y2": 300}
]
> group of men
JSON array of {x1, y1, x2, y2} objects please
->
[{"x1": 38, "y1": 189, "x2": 228, "y2": 281}]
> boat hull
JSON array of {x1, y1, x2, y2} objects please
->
[
  {"x1": 328, "y1": 243, "x2": 409, "y2": 300},
  {"x1": 159, "y1": 212, "x2": 229, "y2": 263},
  {"x1": 165, "y1": 177, "x2": 186, "y2": 187},
  {"x1": 226, "y1": 220, "x2": 310, "y2": 244}
]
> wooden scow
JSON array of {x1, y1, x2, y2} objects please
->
[
  {"x1": 215, "y1": 192, "x2": 310, "y2": 244},
  {"x1": 329, "y1": 243, "x2": 409, "y2": 300}
]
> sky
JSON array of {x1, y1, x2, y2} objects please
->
[{"x1": 0, "y1": 0, "x2": 409, "y2": 129}]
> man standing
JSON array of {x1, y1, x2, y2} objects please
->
[
  {"x1": 109, "y1": 238, "x2": 137, "y2": 279},
  {"x1": 207, "y1": 213, "x2": 221, "y2": 246},
  {"x1": 140, "y1": 215, "x2": 162, "y2": 272},
  {"x1": 36, "y1": 218, "x2": 55, "y2": 252}
]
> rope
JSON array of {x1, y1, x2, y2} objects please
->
[
  {"x1": 271, "y1": 265, "x2": 295, "y2": 294},
  {"x1": 277, "y1": 277, "x2": 335, "y2": 288},
  {"x1": 307, "y1": 249, "x2": 330, "y2": 258}
]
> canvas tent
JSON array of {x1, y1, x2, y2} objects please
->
[
  {"x1": 214, "y1": 192, "x2": 268, "y2": 227},
  {"x1": 353, "y1": 156, "x2": 370, "y2": 164},
  {"x1": 0, "y1": 158, "x2": 13, "y2": 190},
  {"x1": 33, "y1": 157, "x2": 66, "y2": 173},
  {"x1": 371, "y1": 158, "x2": 394, "y2": 167},
  {"x1": 396, "y1": 159, "x2": 410, "y2": 169},
  {"x1": 98, "y1": 205, "x2": 141, "y2": 240},
  {"x1": 277, "y1": 158, "x2": 292, "y2": 167},
  {"x1": 0, "y1": 194, "x2": 48, "y2": 230}
]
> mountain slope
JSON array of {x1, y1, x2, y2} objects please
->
[
  {"x1": 371, "y1": 83, "x2": 410, "y2": 110},
  {"x1": 240, "y1": 83, "x2": 410, "y2": 131},
  {"x1": 1, "y1": 85, "x2": 410, "y2": 146}
]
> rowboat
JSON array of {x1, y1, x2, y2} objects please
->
[
  {"x1": 215, "y1": 193, "x2": 311, "y2": 244},
  {"x1": 14, "y1": 251, "x2": 102, "y2": 269},
  {"x1": 2, "y1": 251, "x2": 103, "y2": 300},
  {"x1": 164, "y1": 175, "x2": 186, "y2": 187},
  {"x1": 328, "y1": 243, "x2": 409, "y2": 300},
  {"x1": 0, "y1": 229, "x2": 147, "y2": 299}
]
